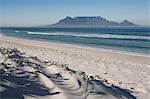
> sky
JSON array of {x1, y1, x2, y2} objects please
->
[{"x1": 0, "y1": 0, "x2": 149, "y2": 27}]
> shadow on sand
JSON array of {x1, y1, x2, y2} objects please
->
[{"x1": 0, "y1": 47, "x2": 136, "y2": 99}]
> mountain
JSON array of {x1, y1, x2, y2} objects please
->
[
  {"x1": 120, "y1": 19, "x2": 136, "y2": 26},
  {"x1": 50, "y1": 16, "x2": 137, "y2": 27}
]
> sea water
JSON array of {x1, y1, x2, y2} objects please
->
[{"x1": 0, "y1": 27, "x2": 150, "y2": 54}]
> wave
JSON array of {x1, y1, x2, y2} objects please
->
[
  {"x1": 15, "y1": 31, "x2": 19, "y2": 33},
  {"x1": 24, "y1": 31, "x2": 150, "y2": 40}
]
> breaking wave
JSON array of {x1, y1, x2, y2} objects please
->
[{"x1": 25, "y1": 31, "x2": 150, "y2": 40}]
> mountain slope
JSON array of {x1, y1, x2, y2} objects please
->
[{"x1": 120, "y1": 19, "x2": 136, "y2": 26}]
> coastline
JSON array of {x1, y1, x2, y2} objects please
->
[
  {"x1": 0, "y1": 34, "x2": 150, "y2": 98},
  {"x1": 0, "y1": 34, "x2": 149, "y2": 64}
]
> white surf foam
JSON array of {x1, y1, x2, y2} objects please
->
[{"x1": 26, "y1": 31, "x2": 150, "y2": 40}]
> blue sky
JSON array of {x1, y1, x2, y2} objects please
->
[{"x1": 0, "y1": 0, "x2": 149, "y2": 27}]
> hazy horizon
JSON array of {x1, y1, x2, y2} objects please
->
[{"x1": 0, "y1": 0, "x2": 149, "y2": 27}]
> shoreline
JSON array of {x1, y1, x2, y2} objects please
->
[
  {"x1": 1, "y1": 32, "x2": 150, "y2": 57},
  {"x1": 0, "y1": 34, "x2": 149, "y2": 65}
]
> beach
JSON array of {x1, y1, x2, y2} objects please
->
[{"x1": 0, "y1": 35, "x2": 150, "y2": 99}]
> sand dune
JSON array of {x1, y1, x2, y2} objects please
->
[
  {"x1": 0, "y1": 47, "x2": 135, "y2": 99},
  {"x1": 0, "y1": 35, "x2": 149, "y2": 99}
]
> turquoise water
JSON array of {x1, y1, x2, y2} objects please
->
[{"x1": 0, "y1": 27, "x2": 150, "y2": 54}]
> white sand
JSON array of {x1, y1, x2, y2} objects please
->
[
  {"x1": 0, "y1": 35, "x2": 150, "y2": 99},
  {"x1": 42, "y1": 65, "x2": 60, "y2": 75}
]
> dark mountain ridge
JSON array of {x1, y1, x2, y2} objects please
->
[{"x1": 50, "y1": 16, "x2": 137, "y2": 27}]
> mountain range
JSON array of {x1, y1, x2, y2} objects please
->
[{"x1": 49, "y1": 16, "x2": 137, "y2": 27}]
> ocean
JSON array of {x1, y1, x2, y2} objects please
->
[{"x1": 0, "y1": 27, "x2": 150, "y2": 54}]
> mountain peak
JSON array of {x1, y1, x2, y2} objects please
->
[
  {"x1": 120, "y1": 19, "x2": 136, "y2": 26},
  {"x1": 65, "y1": 16, "x2": 73, "y2": 19},
  {"x1": 124, "y1": 19, "x2": 128, "y2": 22}
]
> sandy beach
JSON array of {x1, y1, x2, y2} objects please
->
[{"x1": 0, "y1": 35, "x2": 150, "y2": 99}]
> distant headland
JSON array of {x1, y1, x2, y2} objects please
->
[{"x1": 47, "y1": 16, "x2": 137, "y2": 27}]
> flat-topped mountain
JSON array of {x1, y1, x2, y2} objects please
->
[{"x1": 50, "y1": 16, "x2": 137, "y2": 27}]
